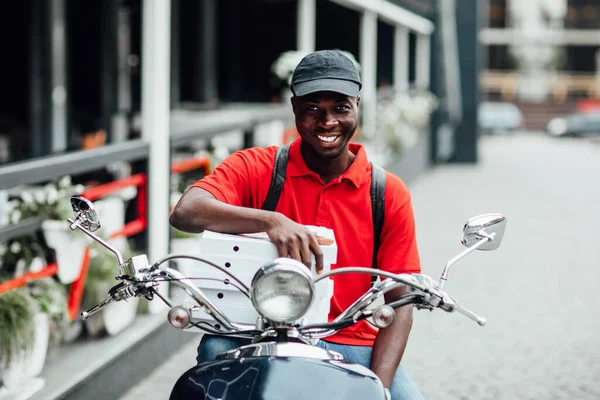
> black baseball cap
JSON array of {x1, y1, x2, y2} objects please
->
[{"x1": 291, "y1": 50, "x2": 362, "y2": 97}]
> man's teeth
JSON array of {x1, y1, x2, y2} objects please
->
[{"x1": 317, "y1": 135, "x2": 338, "y2": 143}]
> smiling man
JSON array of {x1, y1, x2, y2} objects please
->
[{"x1": 170, "y1": 50, "x2": 423, "y2": 400}]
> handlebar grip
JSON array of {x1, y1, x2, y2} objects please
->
[{"x1": 453, "y1": 303, "x2": 487, "y2": 326}]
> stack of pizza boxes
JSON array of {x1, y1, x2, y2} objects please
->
[{"x1": 182, "y1": 226, "x2": 337, "y2": 332}]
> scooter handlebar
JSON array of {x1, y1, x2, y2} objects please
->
[
  {"x1": 452, "y1": 302, "x2": 487, "y2": 326},
  {"x1": 81, "y1": 296, "x2": 114, "y2": 320},
  {"x1": 80, "y1": 282, "x2": 135, "y2": 320}
]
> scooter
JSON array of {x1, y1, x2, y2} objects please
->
[{"x1": 67, "y1": 195, "x2": 506, "y2": 400}]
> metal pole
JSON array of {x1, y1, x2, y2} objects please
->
[
  {"x1": 360, "y1": 10, "x2": 378, "y2": 138},
  {"x1": 101, "y1": 0, "x2": 118, "y2": 143},
  {"x1": 51, "y1": 0, "x2": 68, "y2": 153},
  {"x1": 29, "y1": 1, "x2": 47, "y2": 158},
  {"x1": 200, "y1": 0, "x2": 218, "y2": 103},
  {"x1": 117, "y1": 7, "x2": 133, "y2": 114},
  {"x1": 416, "y1": 34, "x2": 431, "y2": 89},
  {"x1": 170, "y1": 0, "x2": 180, "y2": 108},
  {"x1": 142, "y1": 0, "x2": 171, "y2": 311},
  {"x1": 393, "y1": 25, "x2": 409, "y2": 93},
  {"x1": 596, "y1": 49, "x2": 600, "y2": 97},
  {"x1": 440, "y1": 0, "x2": 462, "y2": 124},
  {"x1": 297, "y1": 0, "x2": 316, "y2": 52},
  {"x1": 452, "y1": 0, "x2": 479, "y2": 163}
]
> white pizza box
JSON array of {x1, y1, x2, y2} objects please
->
[
  {"x1": 186, "y1": 254, "x2": 282, "y2": 288},
  {"x1": 182, "y1": 279, "x2": 334, "y2": 328},
  {"x1": 199, "y1": 226, "x2": 337, "y2": 276},
  {"x1": 186, "y1": 256, "x2": 334, "y2": 293},
  {"x1": 184, "y1": 290, "x2": 332, "y2": 331},
  {"x1": 185, "y1": 278, "x2": 334, "y2": 306}
]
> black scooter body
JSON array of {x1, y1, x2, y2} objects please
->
[{"x1": 169, "y1": 355, "x2": 385, "y2": 399}]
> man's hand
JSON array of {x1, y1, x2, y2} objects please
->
[
  {"x1": 265, "y1": 213, "x2": 325, "y2": 273},
  {"x1": 170, "y1": 188, "x2": 325, "y2": 272}
]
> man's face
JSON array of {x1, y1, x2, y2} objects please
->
[{"x1": 292, "y1": 91, "x2": 360, "y2": 159}]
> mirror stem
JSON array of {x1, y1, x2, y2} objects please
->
[
  {"x1": 68, "y1": 218, "x2": 125, "y2": 265},
  {"x1": 439, "y1": 233, "x2": 495, "y2": 290}
]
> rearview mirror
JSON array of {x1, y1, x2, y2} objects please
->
[
  {"x1": 461, "y1": 214, "x2": 506, "y2": 251},
  {"x1": 70, "y1": 196, "x2": 101, "y2": 232}
]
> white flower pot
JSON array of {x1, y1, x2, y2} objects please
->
[
  {"x1": 83, "y1": 281, "x2": 139, "y2": 337},
  {"x1": 0, "y1": 350, "x2": 27, "y2": 389},
  {"x1": 103, "y1": 297, "x2": 139, "y2": 336},
  {"x1": 42, "y1": 220, "x2": 87, "y2": 284},
  {"x1": 61, "y1": 319, "x2": 83, "y2": 344},
  {"x1": 0, "y1": 313, "x2": 49, "y2": 389},
  {"x1": 25, "y1": 313, "x2": 50, "y2": 378}
]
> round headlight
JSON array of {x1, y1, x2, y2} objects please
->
[{"x1": 251, "y1": 258, "x2": 315, "y2": 324}]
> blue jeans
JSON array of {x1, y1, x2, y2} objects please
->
[{"x1": 196, "y1": 335, "x2": 424, "y2": 400}]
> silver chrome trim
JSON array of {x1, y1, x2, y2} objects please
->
[{"x1": 216, "y1": 342, "x2": 344, "y2": 361}]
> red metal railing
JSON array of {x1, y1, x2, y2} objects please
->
[
  {"x1": 0, "y1": 156, "x2": 211, "y2": 319},
  {"x1": 0, "y1": 173, "x2": 149, "y2": 321},
  {"x1": 0, "y1": 263, "x2": 59, "y2": 295},
  {"x1": 170, "y1": 155, "x2": 211, "y2": 176}
]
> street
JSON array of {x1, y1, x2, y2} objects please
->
[
  {"x1": 121, "y1": 132, "x2": 600, "y2": 399},
  {"x1": 405, "y1": 132, "x2": 600, "y2": 399}
]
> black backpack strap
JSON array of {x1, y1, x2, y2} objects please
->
[
  {"x1": 370, "y1": 163, "x2": 386, "y2": 284},
  {"x1": 261, "y1": 144, "x2": 290, "y2": 211}
]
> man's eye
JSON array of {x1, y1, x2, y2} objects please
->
[
  {"x1": 306, "y1": 106, "x2": 318, "y2": 111},
  {"x1": 336, "y1": 105, "x2": 350, "y2": 111}
]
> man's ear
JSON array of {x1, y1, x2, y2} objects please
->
[{"x1": 291, "y1": 96, "x2": 297, "y2": 115}]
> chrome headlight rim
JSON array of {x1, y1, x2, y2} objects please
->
[{"x1": 250, "y1": 258, "x2": 315, "y2": 324}]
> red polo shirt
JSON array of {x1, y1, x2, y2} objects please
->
[{"x1": 192, "y1": 138, "x2": 421, "y2": 346}]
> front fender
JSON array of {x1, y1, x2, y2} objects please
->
[{"x1": 169, "y1": 356, "x2": 385, "y2": 400}]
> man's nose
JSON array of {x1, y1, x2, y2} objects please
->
[{"x1": 318, "y1": 112, "x2": 338, "y2": 128}]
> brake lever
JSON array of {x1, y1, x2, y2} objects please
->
[
  {"x1": 81, "y1": 296, "x2": 114, "y2": 320},
  {"x1": 80, "y1": 282, "x2": 136, "y2": 320}
]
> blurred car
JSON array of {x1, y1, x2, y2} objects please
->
[
  {"x1": 478, "y1": 102, "x2": 524, "y2": 134},
  {"x1": 545, "y1": 112, "x2": 600, "y2": 137}
]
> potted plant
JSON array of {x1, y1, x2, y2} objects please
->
[
  {"x1": 359, "y1": 88, "x2": 439, "y2": 166},
  {"x1": 0, "y1": 236, "x2": 41, "y2": 279},
  {"x1": 0, "y1": 233, "x2": 68, "y2": 380},
  {"x1": 4, "y1": 176, "x2": 88, "y2": 285},
  {"x1": 27, "y1": 277, "x2": 69, "y2": 364},
  {"x1": 0, "y1": 288, "x2": 36, "y2": 389}
]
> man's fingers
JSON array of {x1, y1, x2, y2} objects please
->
[
  {"x1": 275, "y1": 242, "x2": 289, "y2": 258},
  {"x1": 299, "y1": 239, "x2": 312, "y2": 269},
  {"x1": 288, "y1": 244, "x2": 302, "y2": 264},
  {"x1": 308, "y1": 233, "x2": 324, "y2": 274},
  {"x1": 313, "y1": 250, "x2": 324, "y2": 274}
]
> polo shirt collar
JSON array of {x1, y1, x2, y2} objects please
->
[{"x1": 287, "y1": 137, "x2": 369, "y2": 188}]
